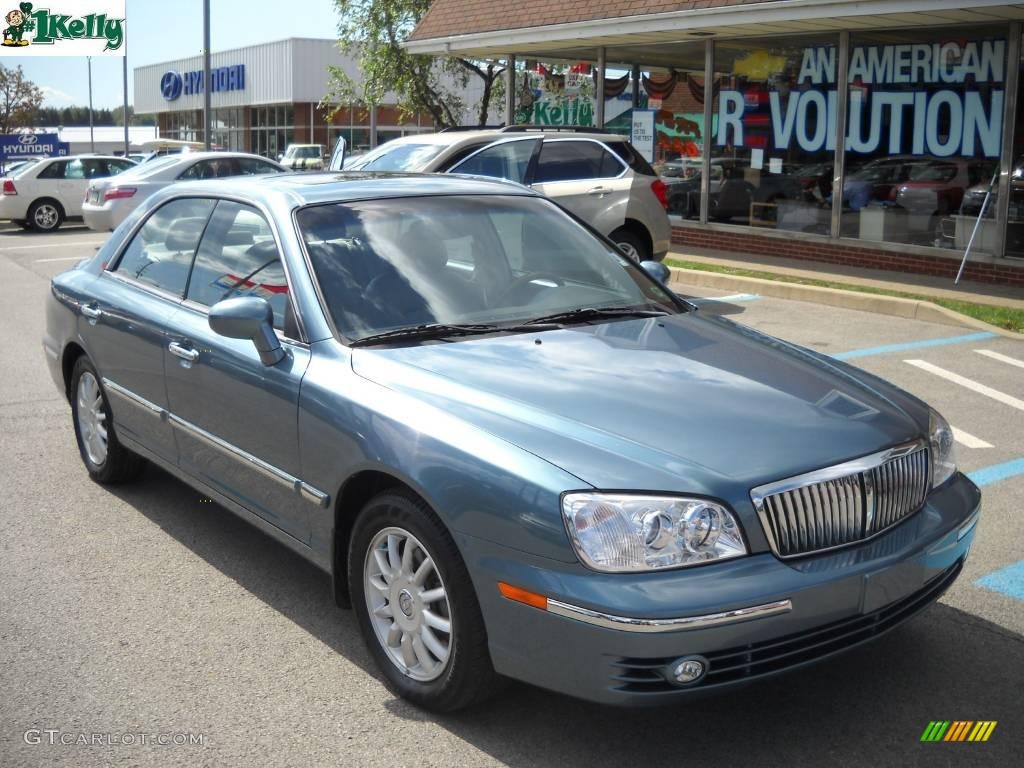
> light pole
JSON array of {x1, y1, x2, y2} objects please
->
[
  {"x1": 87, "y1": 56, "x2": 95, "y2": 153},
  {"x1": 203, "y1": 0, "x2": 211, "y2": 150},
  {"x1": 123, "y1": 38, "x2": 129, "y2": 156}
]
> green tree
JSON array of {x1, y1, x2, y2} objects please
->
[
  {"x1": 325, "y1": 0, "x2": 505, "y2": 128},
  {"x1": 0, "y1": 63, "x2": 43, "y2": 133}
]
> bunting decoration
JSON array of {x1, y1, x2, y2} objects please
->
[
  {"x1": 642, "y1": 70, "x2": 679, "y2": 100},
  {"x1": 603, "y1": 73, "x2": 630, "y2": 99},
  {"x1": 684, "y1": 73, "x2": 721, "y2": 105}
]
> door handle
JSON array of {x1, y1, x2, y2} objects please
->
[
  {"x1": 168, "y1": 342, "x2": 199, "y2": 363},
  {"x1": 81, "y1": 303, "x2": 102, "y2": 322},
  {"x1": 587, "y1": 186, "x2": 610, "y2": 196}
]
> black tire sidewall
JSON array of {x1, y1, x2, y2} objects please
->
[
  {"x1": 29, "y1": 200, "x2": 64, "y2": 231},
  {"x1": 611, "y1": 228, "x2": 649, "y2": 262},
  {"x1": 348, "y1": 492, "x2": 489, "y2": 711}
]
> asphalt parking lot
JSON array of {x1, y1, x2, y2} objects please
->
[{"x1": 1, "y1": 223, "x2": 1022, "y2": 767}]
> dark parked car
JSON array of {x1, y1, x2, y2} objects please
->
[
  {"x1": 44, "y1": 172, "x2": 979, "y2": 711},
  {"x1": 890, "y1": 158, "x2": 996, "y2": 244},
  {"x1": 668, "y1": 158, "x2": 802, "y2": 220}
]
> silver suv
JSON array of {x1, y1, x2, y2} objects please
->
[{"x1": 345, "y1": 127, "x2": 671, "y2": 262}]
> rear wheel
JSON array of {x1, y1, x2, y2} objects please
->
[
  {"x1": 70, "y1": 356, "x2": 145, "y2": 484},
  {"x1": 28, "y1": 199, "x2": 64, "y2": 232},
  {"x1": 610, "y1": 227, "x2": 649, "y2": 262},
  {"x1": 349, "y1": 490, "x2": 498, "y2": 712}
]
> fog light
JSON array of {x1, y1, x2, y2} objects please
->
[{"x1": 669, "y1": 656, "x2": 707, "y2": 684}]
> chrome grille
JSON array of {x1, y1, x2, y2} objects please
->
[{"x1": 752, "y1": 443, "x2": 930, "y2": 558}]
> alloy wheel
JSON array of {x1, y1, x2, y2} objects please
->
[
  {"x1": 76, "y1": 371, "x2": 108, "y2": 465},
  {"x1": 364, "y1": 526, "x2": 453, "y2": 682},
  {"x1": 34, "y1": 204, "x2": 59, "y2": 230}
]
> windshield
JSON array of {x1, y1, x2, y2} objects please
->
[
  {"x1": 298, "y1": 195, "x2": 680, "y2": 343},
  {"x1": 286, "y1": 146, "x2": 320, "y2": 159},
  {"x1": 346, "y1": 142, "x2": 445, "y2": 172}
]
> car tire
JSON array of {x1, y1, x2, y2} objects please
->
[
  {"x1": 610, "y1": 228, "x2": 649, "y2": 262},
  {"x1": 28, "y1": 199, "x2": 65, "y2": 232},
  {"x1": 70, "y1": 356, "x2": 145, "y2": 484},
  {"x1": 349, "y1": 489, "x2": 499, "y2": 712}
]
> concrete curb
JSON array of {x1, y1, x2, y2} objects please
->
[{"x1": 667, "y1": 267, "x2": 1024, "y2": 340}]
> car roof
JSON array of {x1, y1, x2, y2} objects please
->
[
  {"x1": 159, "y1": 171, "x2": 541, "y2": 207},
  {"x1": 372, "y1": 129, "x2": 627, "y2": 149}
]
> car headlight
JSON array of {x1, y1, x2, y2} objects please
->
[
  {"x1": 929, "y1": 409, "x2": 957, "y2": 488},
  {"x1": 561, "y1": 493, "x2": 747, "y2": 572}
]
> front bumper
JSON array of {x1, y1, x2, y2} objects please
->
[{"x1": 463, "y1": 472, "x2": 980, "y2": 705}]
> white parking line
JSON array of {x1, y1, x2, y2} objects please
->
[
  {"x1": 0, "y1": 240, "x2": 104, "y2": 252},
  {"x1": 905, "y1": 359, "x2": 1024, "y2": 412},
  {"x1": 976, "y1": 349, "x2": 1024, "y2": 371},
  {"x1": 34, "y1": 256, "x2": 86, "y2": 263},
  {"x1": 952, "y1": 427, "x2": 993, "y2": 449}
]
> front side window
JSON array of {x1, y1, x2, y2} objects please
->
[
  {"x1": 297, "y1": 194, "x2": 679, "y2": 343},
  {"x1": 236, "y1": 158, "x2": 281, "y2": 175},
  {"x1": 113, "y1": 198, "x2": 217, "y2": 295},
  {"x1": 186, "y1": 201, "x2": 288, "y2": 330},
  {"x1": 449, "y1": 138, "x2": 539, "y2": 184}
]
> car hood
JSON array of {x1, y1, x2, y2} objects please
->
[{"x1": 350, "y1": 313, "x2": 926, "y2": 499}]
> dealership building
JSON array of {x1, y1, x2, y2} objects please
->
[
  {"x1": 133, "y1": 38, "x2": 458, "y2": 159},
  {"x1": 408, "y1": 0, "x2": 1024, "y2": 285}
]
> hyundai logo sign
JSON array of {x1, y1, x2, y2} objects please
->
[
  {"x1": 18, "y1": 134, "x2": 38, "y2": 145},
  {"x1": 160, "y1": 70, "x2": 183, "y2": 101},
  {"x1": 159, "y1": 65, "x2": 245, "y2": 101}
]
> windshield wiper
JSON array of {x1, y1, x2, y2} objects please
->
[
  {"x1": 520, "y1": 306, "x2": 671, "y2": 327},
  {"x1": 349, "y1": 322, "x2": 503, "y2": 347}
]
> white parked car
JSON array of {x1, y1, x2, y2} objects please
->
[
  {"x1": 0, "y1": 155, "x2": 136, "y2": 231},
  {"x1": 82, "y1": 152, "x2": 286, "y2": 232}
]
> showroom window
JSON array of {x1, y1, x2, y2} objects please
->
[
  {"x1": 841, "y1": 26, "x2": 1007, "y2": 251},
  {"x1": 710, "y1": 34, "x2": 838, "y2": 233}
]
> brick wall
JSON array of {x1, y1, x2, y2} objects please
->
[{"x1": 670, "y1": 224, "x2": 1024, "y2": 287}]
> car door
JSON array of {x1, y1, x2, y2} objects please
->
[
  {"x1": 528, "y1": 140, "x2": 632, "y2": 236},
  {"x1": 163, "y1": 200, "x2": 313, "y2": 542},
  {"x1": 86, "y1": 197, "x2": 218, "y2": 464}
]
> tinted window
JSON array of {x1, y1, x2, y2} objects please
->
[
  {"x1": 450, "y1": 138, "x2": 538, "y2": 183},
  {"x1": 105, "y1": 159, "x2": 136, "y2": 175},
  {"x1": 177, "y1": 160, "x2": 231, "y2": 180},
  {"x1": 534, "y1": 141, "x2": 614, "y2": 183},
  {"x1": 608, "y1": 141, "x2": 655, "y2": 176},
  {"x1": 236, "y1": 158, "x2": 280, "y2": 175},
  {"x1": 37, "y1": 161, "x2": 66, "y2": 180},
  {"x1": 186, "y1": 201, "x2": 288, "y2": 330},
  {"x1": 64, "y1": 159, "x2": 105, "y2": 179},
  {"x1": 113, "y1": 198, "x2": 216, "y2": 295},
  {"x1": 435, "y1": 141, "x2": 497, "y2": 171}
]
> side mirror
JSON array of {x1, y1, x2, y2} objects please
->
[
  {"x1": 328, "y1": 135, "x2": 347, "y2": 171},
  {"x1": 640, "y1": 260, "x2": 671, "y2": 285},
  {"x1": 208, "y1": 296, "x2": 285, "y2": 366}
]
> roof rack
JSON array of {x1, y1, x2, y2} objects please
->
[
  {"x1": 439, "y1": 125, "x2": 505, "y2": 132},
  {"x1": 499, "y1": 125, "x2": 610, "y2": 134}
]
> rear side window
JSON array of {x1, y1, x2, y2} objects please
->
[
  {"x1": 37, "y1": 161, "x2": 67, "y2": 180},
  {"x1": 186, "y1": 201, "x2": 288, "y2": 330},
  {"x1": 608, "y1": 141, "x2": 657, "y2": 177},
  {"x1": 113, "y1": 198, "x2": 217, "y2": 295},
  {"x1": 534, "y1": 141, "x2": 620, "y2": 183},
  {"x1": 236, "y1": 158, "x2": 280, "y2": 175}
]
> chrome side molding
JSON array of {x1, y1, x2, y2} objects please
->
[{"x1": 101, "y1": 377, "x2": 330, "y2": 509}]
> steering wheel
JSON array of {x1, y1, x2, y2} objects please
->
[{"x1": 497, "y1": 272, "x2": 566, "y2": 303}]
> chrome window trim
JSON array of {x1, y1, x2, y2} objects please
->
[
  {"x1": 100, "y1": 377, "x2": 329, "y2": 509},
  {"x1": 751, "y1": 439, "x2": 929, "y2": 559},
  {"x1": 545, "y1": 598, "x2": 792, "y2": 633}
]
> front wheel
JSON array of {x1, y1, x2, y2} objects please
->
[
  {"x1": 610, "y1": 227, "x2": 649, "y2": 262},
  {"x1": 349, "y1": 490, "x2": 498, "y2": 712}
]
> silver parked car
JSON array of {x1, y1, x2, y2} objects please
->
[
  {"x1": 345, "y1": 128, "x2": 672, "y2": 262},
  {"x1": 82, "y1": 152, "x2": 286, "y2": 232}
]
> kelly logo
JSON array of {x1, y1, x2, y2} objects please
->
[
  {"x1": 920, "y1": 721, "x2": 997, "y2": 742},
  {"x1": 1, "y1": 1, "x2": 125, "y2": 53}
]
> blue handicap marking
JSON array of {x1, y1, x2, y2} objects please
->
[
  {"x1": 832, "y1": 331, "x2": 997, "y2": 361},
  {"x1": 968, "y1": 458, "x2": 1024, "y2": 487},
  {"x1": 977, "y1": 561, "x2": 1024, "y2": 601}
]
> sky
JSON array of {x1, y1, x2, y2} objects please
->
[{"x1": 0, "y1": 0, "x2": 342, "y2": 110}]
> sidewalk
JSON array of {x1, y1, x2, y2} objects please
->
[{"x1": 666, "y1": 246, "x2": 1024, "y2": 310}]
